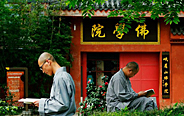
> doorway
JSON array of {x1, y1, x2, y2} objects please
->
[{"x1": 87, "y1": 52, "x2": 119, "y2": 86}]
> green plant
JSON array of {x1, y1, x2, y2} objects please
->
[
  {"x1": 0, "y1": 99, "x2": 23, "y2": 115},
  {"x1": 78, "y1": 75, "x2": 109, "y2": 116},
  {"x1": 90, "y1": 102, "x2": 184, "y2": 116},
  {"x1": 0, "y1": 84, "x2": 15, "y2": 105},
  {"x1": 68, "y1": 0, "x2": 183, "y2": 34},
  {"x1": 0, "y1": 85, "x2": 24, "y2": 115},
  {"x1": 0, "y1": 0, "x2": 73, "y2": 99}
]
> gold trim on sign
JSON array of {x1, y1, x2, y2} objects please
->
[
  {"x1": 81, "y1": 22, "x2": 83, "y2": 44},
  {"x1": 80, "y1": 21, "x2": 160, "y2": 45}
]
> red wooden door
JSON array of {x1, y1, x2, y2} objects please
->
[{"x1": 120, "y1": 52, "x2": 159, "y2": 106}]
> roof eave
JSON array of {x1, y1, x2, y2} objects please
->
[{"x1": 55, "y1": 10, "x2": 184, "y2": 18}]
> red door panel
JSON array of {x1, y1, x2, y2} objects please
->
[{"x1": 120, "y1": 52, "x2": 159, "y2": 106}]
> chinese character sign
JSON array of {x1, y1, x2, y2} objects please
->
[
  {"x1": 162, "y1": 52, "x2": 170, "y2": 98},
  {"x1": 83, "y1": 18, "x2": 158, "y2": 43},
  {"x1": 91, "y1": 24, "x2": 105, "y2": 38},
  {"x1": 135, "y1": 23, "x2": 149, "y2": 39},
  {"x1": 113, "y1": 23, "x2": 125, "y2": 39}
]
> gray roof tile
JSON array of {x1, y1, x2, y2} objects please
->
[
  {"x1": 48, "y1": 0, "x2": 124, "y2": 11},
  {"x1": 171, "y1": 20, "x2": 184, "y2": 35}
]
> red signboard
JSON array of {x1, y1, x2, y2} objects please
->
[{"x1": 7, "y1": 71, "x2": 24, "y2": 107}]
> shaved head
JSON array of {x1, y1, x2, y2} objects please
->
[
  {"x1": 38, "y1": 52, "x2": 56, "y2": 63},
  {"x1": 123, "y1": 61, "x2": 139, "y2": 78},
  {"x1": 126, "y1": 62, "x2": 139, "y2": 71}
]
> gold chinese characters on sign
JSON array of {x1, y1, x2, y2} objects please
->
[
  {"x1": 91, "y1": 23, "x2": 150, "y2": 40},
  {"x1": 83, "y1": 18, "x2": 159, "y2": 44},
  {"x1": 135, "y1": 23, "x2": 149, "y2": 39},
  {"x1": 162, "y1": 52, "x2": 170, "y2": 98},
  {"x1": 113, "y1": 23, "x2": 125, "y2": 39},
  {"x1": 91, "y1": 24, "x2": 105, "y2": 38}
]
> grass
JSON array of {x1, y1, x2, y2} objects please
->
[{"x1": 90, "y1": 103, "x2": 184, "y2": 116}]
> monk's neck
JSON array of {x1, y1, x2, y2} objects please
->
[
  {"x1": 122, "y1": 68, "x2": 129, "y2": 79},
  {"x1": 52, "y1": 63, "x2": 61, "y2": 74}
]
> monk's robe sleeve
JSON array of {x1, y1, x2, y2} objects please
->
[
  {"x1": 39, "y1": 77, "x2": 71, "y2": 114},
  {"x1": 113, "y1": 78, "x2": 138, "y2": 102}
]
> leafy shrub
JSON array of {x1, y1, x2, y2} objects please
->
[
  {"x1": 91, "y1": 102, "x2": 184, "y2": 116},
  {"x1": 0, "y1": 86, "x2": 24, "y2": 115},
  {"x1": 78, "y1": 75, "x2": 109, "y2": 116},
  {"x1": 0, "y1": 101, "x2": 23, "y2": 116}
]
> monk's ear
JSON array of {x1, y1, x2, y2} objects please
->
[
  {"x1": 128, "y1": 69, "x2": 133, "y2": 73},
  {"x1": 46, "y1": 59, "x2": 51, "y2": 65}
]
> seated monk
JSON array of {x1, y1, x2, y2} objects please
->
[{"x1": 106, "y1": 61, "x2": 158, "y2": 112}]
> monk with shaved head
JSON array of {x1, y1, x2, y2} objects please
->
[
  {"x1": 106, "y1": 61, "x2": 158, "y2": 112},
  {"x1": 38, "y1": 52, "x2": 57, "y2": 76},
  {"x1": 34, "y1": 52, "x2": 76, "y2": 116}
]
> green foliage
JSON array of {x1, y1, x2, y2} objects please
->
[
  {"x1": 0, "y1": 84, "x2": 16, "y2": 106},
  {"x1": 78, "y1": 75, "x2": 109, "y2": 116},
  {"x1": 91, "y1": 103, "x2": 184, "y2": 116},
  {"x1": 67, "y1": 0, "x2": 106, "y2": 18},
  {"x1": 0, "y1": 103, "x2": 23, "y2": 115},
  {"x1": 67, "y1": 0, "x2": 183, "y2": 33},
  {"x1": 0, "y1": 0, "x2": 73, "y2": 98},
  {"x1": 0, "y1": 86, "x2": 24, "y2": 115}
]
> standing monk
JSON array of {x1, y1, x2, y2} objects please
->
[
  {"x1": 33, "y1": 52, "x2": 76, "y2": 116},
  {"x1": 106, "y1": 61, "x2": 157, "y2": 112}
]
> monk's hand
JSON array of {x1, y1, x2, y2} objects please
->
[
  {"x1": 33, "y1": 100, "x2": 40, "y2": 107},
  {"x1": 138, "y1": 91, "x2": 147, "y2": 97}
]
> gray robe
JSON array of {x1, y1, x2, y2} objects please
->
[
  {"x1": 38, "y1": 67, "x2": 76, "y2": 116},
  {"x1": 106, "y1": 69, "x2": 157, "y2": 112}
]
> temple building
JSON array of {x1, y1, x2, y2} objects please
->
[{"x1": 58, "y1": 1, "x2": 184, "y2": 108}]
